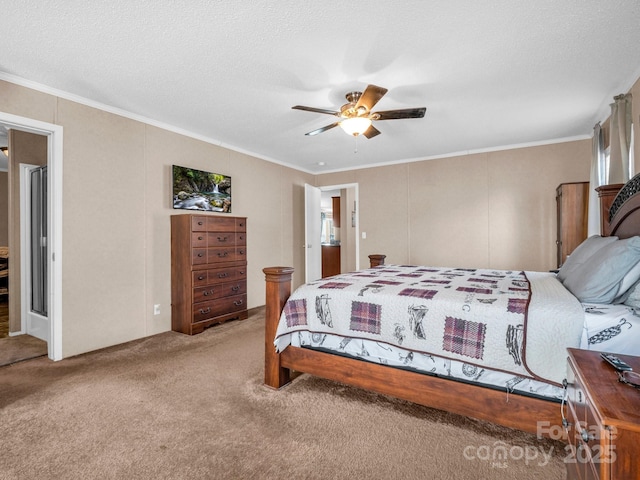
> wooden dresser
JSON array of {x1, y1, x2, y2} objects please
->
[
  {"x1": 171, "y1": 214, "x2": 248, "y2": 335},
  {"x1": 564, "y1": 348, "x2": 640, "y2": 480},
  {"x1": 556, "y1": 182, "x2": 589, "y2": 267}
]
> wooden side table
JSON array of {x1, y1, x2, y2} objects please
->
[{"x1": 564, "y1": 348, "x2": 640, "y2": 479}]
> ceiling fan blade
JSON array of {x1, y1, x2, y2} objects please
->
[
  {"x1": 305, "y1": 122, "x2": 340, "y2": 136},
  {"x1": 373, "y1": 107, "x2": 426, "y2": 120},
  {"x1": 355, "y1": 84, "x2": 388, "y2": 113},
  {"x1": 363, "y1": 125, "x2": 381, "y2": 139},
  {"x1": 292, "y1": 105, "x2": 340, "y2": 116}
]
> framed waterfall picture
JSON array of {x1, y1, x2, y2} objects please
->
[{"x1": 172, "y1": 165, "x2": 232, "y2": 213}]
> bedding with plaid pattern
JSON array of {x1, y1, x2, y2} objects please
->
[{"x1": 274, "y1": 265, "x2": 585, "y2": 384}]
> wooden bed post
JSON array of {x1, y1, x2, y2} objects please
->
[
  {"x1": 368, "y1": 254, "x2": 386, "y2": 267},
  {"x1": 263, "y1": 266, "x2": 294, "y2": 389}
]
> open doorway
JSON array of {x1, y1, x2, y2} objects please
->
[
  {"x1": 0, "y1": 112, "x2": 63, "y2": 361},
  {"x1": 305, "y1": 183, "x2": 359, "y2": 281}
]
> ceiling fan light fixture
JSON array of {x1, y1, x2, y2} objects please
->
[{"x1": 339, "y1": 117, "x2": 372, "y2": 136}]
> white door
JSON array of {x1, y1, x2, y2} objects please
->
[
  {"x1": 304, "y1": 184, "x2": 322, "y2": 282},
  {"x1": 20, "y1": 163, "x2": 49, "y2": 342}
]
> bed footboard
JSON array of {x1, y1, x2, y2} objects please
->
[
  {"x1": 263, "y1": 266, "x2": 294, "y2": 389},
  {"x1": 264, "y1": 255, "x2": 386, "y2": 389}
]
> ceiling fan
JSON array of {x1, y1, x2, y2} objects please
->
[{"x1": 292, "y1": 84, "x2": 426, "y2": 139}]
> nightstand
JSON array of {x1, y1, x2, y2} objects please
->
[{"x1": 564, "y1": 348, "x2": 640, "y2": 480}]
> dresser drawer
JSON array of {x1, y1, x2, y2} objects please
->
[
  {"x1": 192, "y1": 265, "x2": 247, "y2": 286},
  {"x1": 207, "y1": 232, "x2": 238, "y2": 246},
  {"x1": 192, "y1": 248, "x2": 208, "y2": 265},
  {"x1": 209, "y1": 265, "x2": 247, "y2": 283},
  {"x1": 192, "y1": 215, "x2": 243, "y2": 232},
  {"x1": 194, "y1": 232, "x2": 246, "y2": 247},
  {"x1": 193, "y1": 280, "x2": 246, "y2": 303},
  {"x1": 191, "y1": 216, "x2": 209, "y2": 231},
  {"x1": 236, "y1": 218, "x2": 247, "y2": 232},
  {"x1": 206, "y1": 216, "x2": 236, "y2": 232},
  {"x1": 191, "y1": 232, "x2": 208, "y2": 248},
  {"x1": 192, "y1": 294, "x2": 247, "y2": 323},
  {"x1": 207, "y1": 247, "x2": 240, "y2": 263},
  {"x1": 192, "y1": 247, "x2": 241, "y2": 265}
]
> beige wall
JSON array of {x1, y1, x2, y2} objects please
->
[
  {"x1": 1, "y1": 72, "x2": 639, "y2": 358},
  {"x1": 317, "y1": 140, "x2": 592, "y2": 272},
  {"x1": 0, "y1": 80, "x2": 312, "y2": 358}
]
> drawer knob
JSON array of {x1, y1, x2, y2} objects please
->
[
  {"x1": 232, "y1": 285, "x2": 240, "y2": 291},
  {"x1": 198, "y1": 221, "x2": 204, "y2": 226},
  {"x1": 218, "y1": 252, "x2": 229, "y2": 257},
  {"x1": 197, "y1": 275, "x2": 205, "y2": 280},
  {"x1": 197, "y1": 253, "x2": 204, "y2": 257},
  {"x1": 203, "y1": 289, "x2": 214, "y2": 296},
  {"x1": 198, "y1": 236, "x2": 204, "y2": 240},
  {"x1": 217, "y1": 236, "x2": 228, "y2": 242},
  {"x1": 199, "y1": 307, "x2": 211, "y2": 314},
  {"x1": 239, "y1": 250, "x2": 245, "y2": 255},
  {"x1": 218, "y1": 272, "x2": 228, "y2": 278},
  {"x1": 234, "y1": 300, "x2": 244, "y2": 306}
]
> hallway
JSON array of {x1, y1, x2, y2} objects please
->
[{"x1": 0, "y1": 299, "x2": 48, "y2": 366}]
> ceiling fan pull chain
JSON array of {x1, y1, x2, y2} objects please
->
[{"x1": 354, "y1": 135, "x2": 359, "y2": 154}]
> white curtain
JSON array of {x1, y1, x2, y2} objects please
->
[
  {"x1": 609, "y1": 93, "x2": 633, "y2": 184},
  {"x1": 630, "y1": 123, "x2": 636, "y2": 178},
  {"x1": 587, "y1": 123, "x2": 605, "y2": 236}
]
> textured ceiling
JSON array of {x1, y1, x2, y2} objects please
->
[{"x1": 1, "y1": 1, "x2": 640, "y2": 173}]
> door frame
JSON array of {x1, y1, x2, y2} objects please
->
[
  {"x1": 305, "y1": 182, "x2": 360, "y2": 280},
  {"x1": 321, "y1": 183, "x2": 360, "y2": 271},
  {"x1": 304, "y1": 184, "x2": 322, "y2": 283},
  {"x1": 1, "y1": 111, "x2": 63, "y2": 361}
]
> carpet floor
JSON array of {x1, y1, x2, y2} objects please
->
[
  {"x1": 0, "y1": 309, "x2": 567, "y2": 479},
  {"x1": 0, "y1": 334, "x2": 48, "y2": 366}
]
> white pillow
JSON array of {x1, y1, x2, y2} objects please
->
[
  {"x1": 557, "y1": 235, "x2": 618, "y2": 283},
  {"x1": 563, "y1": 236, "x2": 640, "y2": 303}
]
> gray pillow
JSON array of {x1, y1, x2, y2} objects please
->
[
  {"x1": 556, "y1": 235, "x2": 618, "y2": 283},
  {"x1": 624, "y1": 281, "x2": 640, "y2": 308},
  {"x1": 614, "y1": 261, "x2": 640, "y2": 303},
  {"x1": 563, "y1": 236, "x2": 640, "y2": 303}
]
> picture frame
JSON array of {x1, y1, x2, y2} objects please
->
[{"x1": 172, "y1": 165, "x2": 232, "y2": 213}]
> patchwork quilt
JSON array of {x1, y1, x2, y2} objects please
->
[{"x1": 274, "y1": 265, "x2": 585, "y2": 384}]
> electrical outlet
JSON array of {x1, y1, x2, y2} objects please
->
[
  {"x1": 153, "y1": 304, "x2": 161, "y2": 315},
  {"x1": 361, "y1": 231, "x2": 367, "y2": 239}
]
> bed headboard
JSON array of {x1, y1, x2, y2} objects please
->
[{"x1": 603, "y1": 173, "x2": 640, "y2": 238}]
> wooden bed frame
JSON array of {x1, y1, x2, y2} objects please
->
[{"x1": 263, "y1": 177, "x2": 640, "y2": 437}]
